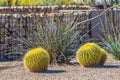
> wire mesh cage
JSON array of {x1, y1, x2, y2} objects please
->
[{"x1": 0, "y1": 6, "x2": 91, "y2": 61}]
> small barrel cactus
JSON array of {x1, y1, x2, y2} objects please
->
[
  {"x1": 99, "y1": 48, "x2": 108, "y2": 65},
  {"x1": 23, "y1": 47, "x2": 50, "y2": 72},
  {"x1": 76, "y1": 43, "x2": 102, "y2": 67}
]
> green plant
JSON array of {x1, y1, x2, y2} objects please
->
[
  {"x1": 55, "y1": 0, "x2": 72, "y2": 5},
  {"x1": 72, "y1": 0, "x2": 82, "y2": 4},
  {"x1": 90, "y1": 0, "x2": 96, "y2": 4},
  {"x1": 40, "y1": 0, "x2": 54, "y2": 6},
  {"x1": 76, "y1": 43, "x2": 102, "y2": 67},
  {"x1": 81, "y1": 0, "x2": 96, "y2": 5},
  {"x1": 97, "y1": 0, "x2": 120, "y2": 60},
  {"x1": 0, "y1": 0, "x2": 84, "y2": 6},
  {"x1": 23, "y1": 15, "x2": 81, "y2": 64},
  {"x1": 99, "y1": 48, "x2": 108, "y2": 65},
  {"x1": 0, "y1": 0, "x2": 17, "y2": 6},
  {"x1": 103, "y1": 40, "x2": 120, "y2": 60},
  {"x1": 18, "y1": 0, "x2": 43, "y2": 6},
  {"x1": 0, "y1": 0, "x2": 8, "y2": 6},
  {"x1": 114, "y1": 0, "x2": 120, "y2": 4},
  {"x1": 1, "y1": 0, "x2": 97, "y2": 6},
  {"x1": 23, "y1": 47, "x2": 50, "y2": 72},
  {"x1": 11, "y1": 0, "x2": 17, "y2": 6},
  {"x1": 0, "y1": 0, "x2": 44, "y2": 6}
]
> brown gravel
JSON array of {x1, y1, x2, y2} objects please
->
[{"x1": 0, "y1": 54, "x2": 120, "y2": 80}]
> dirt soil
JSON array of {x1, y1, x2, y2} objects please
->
[{"x1": 0, "y1": 54, "x2": 120, "y2": 80}]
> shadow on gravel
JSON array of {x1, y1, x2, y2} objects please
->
[
  {"x1": 0, "y1": 64, "x2": 23, "y2": 71},
  {"x1": 0, "y1": 66, "x2": 11, "y2": 71},
  {"x1": 42, "y1": 70, "x2": 66, "y2": 74},
  {"x1": 92, "y1": 65, "x2": 120, "y2": 68}
]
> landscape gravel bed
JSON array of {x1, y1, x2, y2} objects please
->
[{"x1": 0, "y1": 54, "x2": 120, "y2": 80}]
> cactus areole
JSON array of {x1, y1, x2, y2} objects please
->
[
  {"x1": 23, "y1": 48, "x2": 50, "y2": 72},
  {"x1": 76, "y1": 43, "x2": 102, "y2": 67}
]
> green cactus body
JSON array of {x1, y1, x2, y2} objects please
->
[
  {"x1": 23, "y1": 48, "x2": 50, "y2": 72},
  {"x1": 76, "y1": 43, "x2": 102, "y2": 67},
  {"x1": 99, "y1": 48, "x2": 108, "y2": 65}
]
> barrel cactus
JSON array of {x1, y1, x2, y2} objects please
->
[
  {"x1": 76, "y1": 43, "x2": 102, "y2": 67},
  {"x1": 99, "y1": 48, "x2": 108, "y2": 65},
  {"x1": 23, "y1": 47, "x2": 50, "y2": 72}
]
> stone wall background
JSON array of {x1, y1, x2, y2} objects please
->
[
  {"x1": 1, "y1": 6, "x2": 120, "y2": 61},
  {"x1": 90, "y1": 9, "x2": 120, "y2": 41},
  {"x1": 0, "y1": 6, "x2": 90, "y2": 61},
  {"x1": 0, "y1": 5, "x2": 90, "y2": 14}
]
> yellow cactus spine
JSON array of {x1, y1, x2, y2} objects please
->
[
  {"x1": 23, "y1": 47, "x2": 50, "y2": 72},
  {"x1": 99, "y1": 48, "x2": 108, "y2": 65},
  {"x1": 19, "y1": 0, "x2": 43, "y2": 6},
  {"x1": 11, "y1": 0, "x2": 16, "y2": 6},
  {"x1": 76, "y1": 43, "x2": 102, "y2": 67},
  {"x1": 64, "y1": 0, "x2": 72, "y2": 4},
  {"x1": 55, "y1": 0, "x2": 72, "y2": 5}
]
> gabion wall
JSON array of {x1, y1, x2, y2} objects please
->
[
  {"x1": 0, "y1": 9, "x2": 90, "y2": 61},
  {"x1": 0, "y1": 5, "x2": 90, "y2": 14}
]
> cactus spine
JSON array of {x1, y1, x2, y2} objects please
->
[
  {"x1": 23, "y1": 48, "x2": 50, "y2": 72},
  {"x1": 99, "y1": 48, "x2": 108, "y2": 65},
  {"x1": 76, "y1": 43, "x2": 102, "y2": 67}
]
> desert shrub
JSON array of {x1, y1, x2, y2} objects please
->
[
  {"x1": 98, "y1": 0, "x2": 120, "y2": 60},
  {"x1": 0, "y1": 0, "x2": 43, "y2": 6},
  {"x1": 0, "y1": 0, "x2": 97, "y2": 6},
  {"x1": 18, "y1": 0, "x2": 43, "y2": 6},
  {"x1": 23, "y1": 15, "x2": 83, "y2": 64},
  {"x1": 55, "y1": 0, "x2": 72, "y2": 5},
  {"x1": 0, "y1": 0, "x2": 8, "y2": 6}
]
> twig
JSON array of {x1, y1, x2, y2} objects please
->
[{"x1": 70, "y1": 4, "x2": 120, "y2": 32}]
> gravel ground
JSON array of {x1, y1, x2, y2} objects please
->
[{"x1": 0, "y1": 54, "x2": 120, "y2": 80}]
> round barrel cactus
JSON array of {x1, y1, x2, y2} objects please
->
[
  {"x1": 76, "y1": 43, "x2": 102, "y2": 67},
  {"x1": 23, "y1": 47, "x2": 50, "y2": 72},
  {"x1": 99, "y1": 48, "x2": 108, "y2": 65}
]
